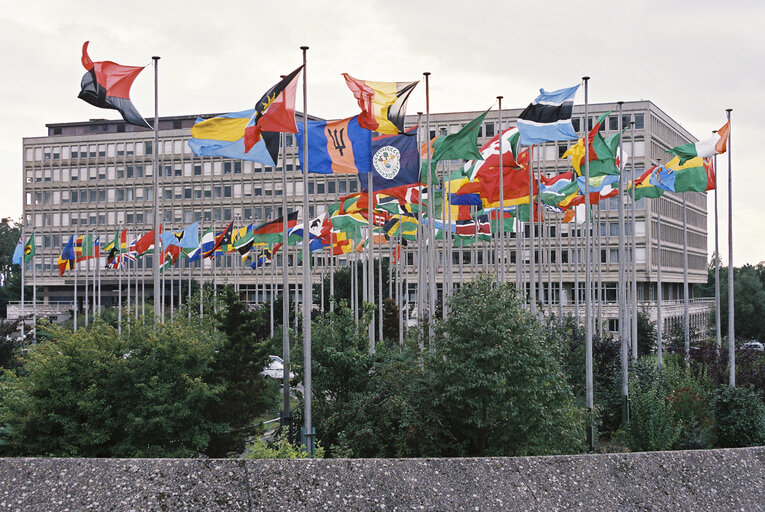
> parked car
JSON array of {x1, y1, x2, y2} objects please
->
[
  {"x1": 260, "y1": 355, "x2": 295, "y2": 380},
  {"x1": 740, "y1": 341, "x2": 764, "y2": 352}
]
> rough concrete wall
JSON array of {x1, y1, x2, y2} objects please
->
[{"x1": 1, "y1": 447, "x2": 763, "y2": 511}]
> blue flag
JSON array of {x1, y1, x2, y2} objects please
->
[
  {"x1": 359, "y1": 129, "x2": 419, "y2": 192},
  {"x1": 517, "y1": 85, "x2": 580, "y2": 145},
  {"x1": 160, "y1": 222, "x2": 200, "y2": 249},
  {"x1": 296, "y1": 116, "x2": 372, "y2": 174},
  {"x1": 11, "y1": 237, "x2": 23, "y2": 265},
  {"x1": 649, "y1": 165, "x2": 676, "y2": 192},
  {"x1": 188, "y1": 109, "x2": 280, "y2": 166}
]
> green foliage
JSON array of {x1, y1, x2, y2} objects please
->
[
  {"x1": 711, "y1": 386, "x2": 765, "y2": 448},
  {"x1": 625, "y1": 374, "x2": 681, "y2": 452},
  {"x1": 0, "y1": 319, "x2": 222, "y2": 457},
  {"x1": 206, "y1": 286, "x2": 277, "y2": 457},
  {"x1": 704, "y1": 263, "x2": 765, "y2": 342},
  {"x1": 428, "y1": 275, "x2": 586, "y2": 456},
  {"x1": 637, "y1": 309, "x2": 657, "y2": 356},
  {"x1": 243, "y1": 435, "x2": 324, "y2": 459}
]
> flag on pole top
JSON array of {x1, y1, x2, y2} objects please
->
[
  {"x1": 77, "y1": 42, "x2": 152, "y2": 129},
  {"x1": 244, "y1": 66, "x2": 303, "y2": 152},
  {"x1": 296, "y1": 116, "x2": 373, "y2": 174},
  {"x1": 517, "y1": 84, "x2": 580, "y2": 145},
  {"x1": 669, "y1": 121, "x2": 730, "y2": 164},
  {"x1": 189, "y1": 110, "x2": 280, "y2": 166},
  {"x1": 342, "y1": 73, "x2": 418, "y2": 135},
  {"x1": 57, "y1": 236, "x2": 76, "y2": 276}
]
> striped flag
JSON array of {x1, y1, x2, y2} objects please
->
[{"x1": 517, "y1": 85, "x2": 580, "y2": 145}]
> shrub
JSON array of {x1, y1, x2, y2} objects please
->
[
  {"x1": 711, "y1": 386, "x2": 765, "y2": 448},
  {"x1": 625, "y1": 375, "x2": 681, "y2": 452}
]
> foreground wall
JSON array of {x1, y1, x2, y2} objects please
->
[{"x1": 1, "y1": 447, "x2": 764, "y2": 511}]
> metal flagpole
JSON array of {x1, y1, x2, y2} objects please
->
[
  {"x1": 726, "y1": 108, "x2": 734, "y2": 386},
  {"x1": 329, "y1": 239, "x2": 334, "y2": 313},
  {"x1": 498, "y1": 96, "x2": 505, "y2": 284},
  {"x1": 299, "y1": 46, "x2": 314, "y2": 455},
  {"x1": 657, "y1": 197, "x2": 664, "y2": 371},
  {"x1": 415, "y1": 112, "x2": 424, "y2": 347},
  {"x1": 152, "y1": 56, "x2": 161, "y2": 323},
  {"x1": 270, "y1": 248, "x2": 274, "y2": 338},
  {"x1": 596, "y1": 204, "x2": 602, "y2": 335},
  {"x1": 368, "y1": 143, "x2": 376, "y2": 352},
  {"x1": 557, "y1": 213, "x2": 563, "y2": 318},
  {"x1": 528, "y1": 145, "x2": 537, "y2": 314},
  {"x1": 279, "y1": 131, "x2": 292, "y2": 433},
  {"x1": 444, "y1": 164, "x2": 451, "y2": 319},
  {"x1": 32, "y1": 231, "x2": 36, "y2": 342},
  {"x1": 93, "y1": 234, "x2": 97, "y2": 321},
  {"x1": 515, "y1": 214, "x2": 521, "y2": 290},
  {"x1": 127, "y1": 230, "x2": 131, "y2": 320},
  {"x1": 85, "y1": 232, "x2": 89, "y2": 328},
  {"x1": 20, "y1": 228, "x2": 25, "y2": 343},
  {"x1": 75, "y1": 237, "x2": 79, "y2": 332},
  {"x1": 574, "y1": 210, "x2": 580, "y2": 319},
  {"x1": 199, "y1": 252, "x2": 204, "y2": 320},
  {"x1": 630, "y1": 121, "x2": 638, "y2": 360},
  {"x1": 378, "y1": 242, "x2": 383, "y2": 341},
  {"x1": 582, "y1": 76, "x2": 594, "y2": 449},
  {"x1": 713, "y1": 148, "x2": 721, "y2": 355},
  {"x1": 424, "y1": 72, "x2": 436, "y2": 342},
  {"x1": 98, "y1": 238, "x2": 102, "y2": 315},
  {"x1": 682, "y1": 193, "x2": 690, "y2": 364},
  {"x1": 388, "y1": 238, "x2": 393, "y2": 300},
  {"x1": 188, "y1": 256, "x2": 192, "y2": 321},
  {"x1": 537, "y1": 148, "x2": 544, "y2": 311},
  {"x1": 616, "y1": 101, "x2": 629, "y2": 425},
  {"x1": 352, "y1": 250, "x2": 359, "y2": 325}
]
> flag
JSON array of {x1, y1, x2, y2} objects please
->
[
  {"x1": 189, "y1": 109, "x2": 280, "y2": 166},
  {"x1": 575, "y1": 175, "x2": 620, "y2": 204},
  {"x1": 629, "y1": 166, "x2": 665, "y2": 200},
  {"x1": 187, "y1": 227, "x2": 213, "y2": 263},
  {"x1": 75, "y1": 234, "x2": 95, "y2": 262},
  {"x1": 94, "y1": 236, "x2": 101, "y2": 258},
  {"x1": 105, "y1": 229, "x2": 127, "y2": 267},
  {"x1": 561, "y1": 112, "x2": 621, "y2": 177},
  {"x1": 296, "y1": 116, "x2": 373, "y2": 174},
  {"x1": 342, "y1": 73, "x2": 418, "y2": 134},
  {"x1": 463, "y1": 127, "x2": 523, "y2": 181},
  {"x1": 251, "y1": 212, "x2": 300, "y2": 244},
  {"x1": 160, "y1": 245, "x2": 181, "y2": 273},
  {"x1": 431, "y1": 110, "x2": 489, "y2": 162},
  {"x1": 648, "y1": 165, "x2": 676, "y2": 192},
  {"x1": 539, "y1": 171, "x2": 576, "y2": 206},
  {"x1": 517, "y1": 84, "x2": 580, "y2": 145},
  {"x1": 11, "y1": 237, "x2": 23, "y2": 265},
  {"x1": 250, "y1": 247, "x2": 273, "y2": 269},
  {"x1": 666, "y1": 156, "x2": 716, "y2": 192},
  {"x1": 160, "y1": 222, "x2": 199, "y2": 249},
  {"x1": 360, "y1": 129, "x2": 420, "y2": 192},
  {"x1": 457, "y1": 165, "x2": 536, "y2": 208},
  {"x1": 244, "y1": 66, "x2": 303, "y2": 152},
  {"x1": 58, "y1": 236, "x2": 76, "y2": 276},
  {"x1": 203, "y1": 220, "x2": 234, "y2": 259},
  {"x1": 669, "y1": 121, "x2": 730, "y2": 165},
  {"x1": 77, "y1": 42, "x2": 151, "y2": 129},
  {"x1": 134, "y1": 226, "x2": 161, "y2": 256}
]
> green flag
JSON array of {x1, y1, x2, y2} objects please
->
[
  {"x1": 23, "y1": 234, "x2": 35, "y2": 263},
  {"x1": 432, "y1": 109, "x2": 490, "y2": 162}
]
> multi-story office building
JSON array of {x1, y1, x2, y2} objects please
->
[{"x1": 20, "y1": 100, "x2": 711, "y2": 334}]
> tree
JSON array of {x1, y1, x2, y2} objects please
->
[
  {"x1": 0, "y1": 320, "x2": 223, "y2": 457},
  {"x1": 637, "y1": 308, "x2": 657, "y2": 356},
  {"x1": 701, "y1": 264, "x2": 765, "y2": 342},
  {"x1": 427, "y1": 275, "x2": 587, "y2": 457},
  {"x1": 206, "y1": 286, "x2": 279, "y2": 457}
]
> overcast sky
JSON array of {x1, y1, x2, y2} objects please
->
[{"x1": 1, "y1": 0, "x2": 761, "y2": 265}]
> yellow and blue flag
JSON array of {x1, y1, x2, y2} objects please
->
[
  {"x1": 189, "y1": 109, "x2": 280, "y2": 166},
  {"x1": 296, "y1": 116, "x2": 372, "y2": 174}
]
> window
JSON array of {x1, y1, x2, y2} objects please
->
[
  {"x1": 308, "y1": 182, "x2": 314, "y2": 194},
  {"x1": 184, "y1": 187, "x2": 192, "y2": 199},
  {"x1": 194, "y1": 164, "x2": 202, "y2": 176},
  {"x1": 634, "y1": 114, "x2": 645, "y2": 129},
  {"x1": 234, "y1": 161, "x2": 241, "y2": 174},
  {"x1": 173, "y1": 120, "x2": 182, "y2": 130},
  {"x1": 145, "y1": 141, "x2": 152, "y2": 155},
  {"x1": 224, "y1": 162, "x2": 232, "y2": 174},
  {"x1": 484, "y1": 122, "x2": 494, "y2": 137},
  {"x1": 328, "y1": 181, "x2": 336, "y2": 194},
  {"x1": 223, "y1": 186, "x2": 232, "y2": 198},
  {"x1": 572, "y1": 117, "x2": 581, "y2": 132},
  {"x1": 339, "y1": 180, "x2": 347, "y2": 194}
]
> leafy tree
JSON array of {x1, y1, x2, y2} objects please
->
[
  {"x1": 636, "y1": 308, "x2": 657, "y2": 356},
  {"x1": 206, "y1": 286, "x2": 279, "y2": 457},
  {"x1": 701, "y1": 264, "x2": 765, "y2": 342},
  {"x1": 711, "y1": 385, "x2": 765, "y2": 448},
  {"x1": 428, "y1": 275, "x2": 586, "y2": 457},
  {"x1": 625, "y1": 374, "x2": 681, "y2": 452},
  {"x1": 0, "y1": 319, "x2": 222, "y2": 457}
]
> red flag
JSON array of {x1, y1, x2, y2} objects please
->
[{"x1": 244, "y1": 66, "x2": 302, "y2": 152}]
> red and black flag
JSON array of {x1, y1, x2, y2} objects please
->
[
  {"x1": 78, "y1": 41, "x2": 152, "y2": 129},
  {"x1": 203, "y1": 220, "x2": 234, "y2": 259},
  {"x1": 244, "y1": 66, "x2": 303, "y2": 152}
]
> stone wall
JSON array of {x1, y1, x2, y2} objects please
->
[{"x1": 1, "y1": 447, "x2": 763, "y2": 511}]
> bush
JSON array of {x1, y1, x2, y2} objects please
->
[
  {"x1": 625, "y1": 375, "x2": 681, "y2": 452},
  {"x1": 244, "y1": 435, "x2": 324, "y2": 459},
  {"x1": 428, "y1": 275, "x2": 586, "y2": 457},
  {"x1": 711, "y1": 386, "x2": 765, "y2": 448}
]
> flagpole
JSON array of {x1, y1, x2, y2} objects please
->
[
  {"x1": 726, "y1": 108, "x2": 734, "y2": 386},
  {"x1": 682, "y1": 193, "x2": 690, "y2": 364},
  {"x1": 528, "y1": 145, "x2": 537, "y2": 315},
  {"x1": 329, "y1": 238, "x2": 334, "y2": 313},
  {"x1": 656, "y1": 192, "x2": 664, "y2": 371},
  {"x1": 93, "y1": 234, "x2": 98, "y2": 321},
  {"x1": 270, "y1": 247, "x2": 275, "y2": 337},
  {"x1": 299, "y1": 45, "x2": 314, "y2": 455},
  {"x1": 616, "y1": 101, "x2": 629, "y2": 425},
  {"x1": 127, "y1": 229, "x2": 132, "y2": 321},
  {"x1": 20, "y1": 229, "x2": 25, "y2": 343},
  {"x1": 367, "y1": 143, "x2": 376, "y2": 353},
  {"x1": 277, "y1": 132, "x2": 292, "y2": 431},
  {"x1": 424, "y1": 72, "x2": 436, "y2": 342},
  {"x1": 582, "y1": 76, "x2": 594, "y2": 449},
  {"x1": 98, "y1": 237, "x2": 102, "y2": 316},
  {"x1": 713, "y1": 146, "x2": 721, "y2": 356},
  {"x1": 491, "y1": 97, "x2": 502, "y2": 287},
  {"x1": 86, "y1": 232, "x2": 90, "y2": 327},
  {"x1": 187, "y1": 256, "x2": 192, "y2": 321},
  {"x1": 74, "y1": 241, "x2": 79, "y2": 333},
  {"x1": 378, "y1": 240, "x2": 383, "y2": 341},
  {"x1": 537, "y1": 147, "x2": 544, "y2": 311},
  {"x1": 149, "y1": 55, "x2": 161, "y2": 324},
  {"x1": 557, "y1": 212, "x2": 563, "y2": 318},
  {"x1": 443, "y1": 163, "x2": 451, "y2": 319},
  {"x1": 630, "y1": 120, "x2": 638, "y2": 360},
  {"x1": 415, "y1": 111, "x2": 424, "y2": 348},
  {"x1": 596, "y1": 203, "x2": 602, "y2": 335},
  {"x1": 32, "y1": 231, "x2": 36, "y2": 343},
  {"x1": 574, "y1": 210, "x2": 579, "y2": 319}
]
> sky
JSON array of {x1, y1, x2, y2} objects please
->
[{"x1": 0, "y1": 0, "x2": 762, "y2": 265}]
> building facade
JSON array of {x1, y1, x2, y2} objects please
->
[{"x1": 20, "y1": 100, "x2": 711, "y2": 334}]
